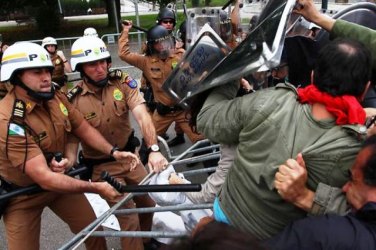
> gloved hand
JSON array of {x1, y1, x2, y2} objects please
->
[{"x1": 56, "y1": 50, "x2": 66, "y2": 61}]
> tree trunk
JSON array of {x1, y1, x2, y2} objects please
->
[{"x1": 105, "y1": 0, "x2": 121, "y2": 28}]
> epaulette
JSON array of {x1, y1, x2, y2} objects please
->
[
  {"x1": 11, "y1": 99, "x2": 26, "y2": 124},
  {"x1": 66, "y1": 86, "x2": 83, "y2": 102},
  {"x1": 108, "y1": 69, "x2": 124, "y2": 80}
]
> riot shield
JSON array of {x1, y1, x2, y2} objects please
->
[
  {"x1": 186, "y1": 7, "x2": 222, "y2": 48},
  {"x1": 162, "y1": 24, "x2": 231, "y2": 108},
  {"x1": 193, "y1": 0, "x2": 296, "y2": 91},
  {"x1": 163, "y1": 0, "x2": 295, "y2": 103},
  {"x1": 315, "y1": 2, "x2": 376, "y2": 49}
]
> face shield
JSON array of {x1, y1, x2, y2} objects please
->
[{"x1": 153, "y1": 36, "x2": 175, "y2": 59}]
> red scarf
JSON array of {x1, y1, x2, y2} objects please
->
[{"x1": 297, "y1": 84, "x2": 365, "y2": 125}]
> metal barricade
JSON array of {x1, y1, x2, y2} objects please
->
[{"x1": 58, "y1": 139, "x2": 220, "y2": 250}]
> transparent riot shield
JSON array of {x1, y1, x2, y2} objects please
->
[
  {"x1": 193, "y1": 0, "x2": 296, "y2": 91},
  {"x1": 162, "y1": 24, "x2": 231, "y2": 108},
  {"x1": 186, "y1": 7, "x2": 222, "y2": 48},
  {"x1": 163, "y1": 0, "x2": 295, "y2": 103}
]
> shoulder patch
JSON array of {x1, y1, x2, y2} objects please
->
[
  {"x1": 8, "y1": 123, "x2": 25, "y2": 136},
  {"x1": 66, "y1": 86, "x2": 83, "y2": 102},
  {"x1": 123, "y1": 75, "x2": 138, "y2": 89}
]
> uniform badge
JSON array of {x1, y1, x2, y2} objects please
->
[
  {"x1": 84, "y1": 112, "x2": 97, "y2": 120},
  {"x1": 124, "y1": 76, "x2": 137, "y2": 89},
  {"x1": 59, "y1": 103, "x2": 68, "y2": 116},
  {"x1": 171, "y1": 60, "x2": 178, "y2": 69},
  {"x1": 113, "y1": 88, "x2": 123, "y2": 100},
  {"x1": 8, "y1": 123, "x2": 25, "y2": 136},
  {"x1": 26, "y1": 102, "x2": 32, "y2": 109},
  {"x1": 56, "y1": 59, "x2": 61, "y2": 64}
]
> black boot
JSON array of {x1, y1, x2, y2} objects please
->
[{"x1": 167, "y1": 133, "x2": 185, "y2": 147}]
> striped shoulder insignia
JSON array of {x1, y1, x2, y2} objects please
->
[
  {"x1": 108, "y1": 69, "x2": 123, "y2": 80},
  {"x1": 66, "y1": 86, "x2": 83, "y2": 102}
]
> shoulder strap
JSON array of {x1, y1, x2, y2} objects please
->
[{"x1": 66, "y1": 85, "x2": 83, "y2": 102}]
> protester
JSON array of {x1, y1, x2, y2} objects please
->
[
  {"x1": 197, "y1": 37, "x2": 372, "y2": 239},
  {"x1": 266, "y1": 135, "x2": 376, "y2": 250}
]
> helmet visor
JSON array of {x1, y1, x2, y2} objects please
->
[{"x1": 153, "y1": 36, "x2": 174, "y2": 58}]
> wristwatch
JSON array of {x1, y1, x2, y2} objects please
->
[{"x1": 148, "y1": 144, "x2": 160, "y2": 153}]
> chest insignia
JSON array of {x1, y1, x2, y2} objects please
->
[
  {"x1": 26, "y1": 102, "x2": 32, "y2": 109},
  {"x1": 8, "y1": 123, "x2": 25, "y2": 136},
  {"x1": 113, "y1": 88, "x2": 123, "y2": 100},
  {"x1": 84, "y1": 112, "x2": 97, "y2": 120},
  {"x1": 59, "y1": 103, "x2": 68, "y2": 116},
  {"x1": 171, "y1": 60, "x2": 178, "y2": 69},
  {"x1": 55, "y1": 58, "x2": 61, "y2": 65},
  {"x1": 33, "y1": 131, "x2": 47, "y2": 143}
]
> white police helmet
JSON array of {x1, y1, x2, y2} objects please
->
[
  {"x1": 41, "y1": 36, "x2": 57, "y2": 49},
  {"x1": 70, "y1": 36, "x2": 111, "y2": 71},
  {"x1": 1, "y1": 42, "x2": 53, "y2": 82},
  {"x1": 83, "y1": 27, "x2": 98, "y2": 37}
]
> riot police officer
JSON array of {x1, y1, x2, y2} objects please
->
[
  {"x1": 0, "y1": 41, "x2": 139, "y2": 250},
  {"x1": 68, "y1": 36, "x2": 167, "y2": 250},
  {"x1": 41, "y1": 36, "x2": 72, "y2": 91},
  {"x1": 119, "y1": 23, "x2": 203, "y2": 147}
]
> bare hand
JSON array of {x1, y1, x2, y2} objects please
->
[
  {"x1": 113, "y1": 151, "x2": 140, "y2": 171},
  {"x1": 148, "y1": 152, "x2": 169, "y2": 173},
  {"x1": 50, "y1": 157, "x2": 71, "y2": 174},
  {"x1": 293, "y1": 0, "x2": 320, "y2": 22},
  {"x1": 96, "y1": 182, "x2": 122, "y2": 203},
  {"x1": 274, "y1": 153, "x2": 309, "y2": 203},
  {"x1": 121, "y1": 20, "x2": 132, "y2": 31},
  {"x1": 168, "y1": 172, "x2": 185, "y2": 184}
]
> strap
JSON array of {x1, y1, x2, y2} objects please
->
[{"x1": 66, "y1": 85, "x2": 83, "y2": 102}]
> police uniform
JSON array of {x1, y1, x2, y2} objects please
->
[
  {"x1": 0, "y1": 89, "x2": 106, "y2": 250},
  {"x1": 68, "y1": 72, "x2": 155, "y2": 250},
  {"x1": 119, "y1": 29, "x2": 203, "y2": 143},
  {"x1": 51, "y1": 53, "x2": 67, "y2": 89}
]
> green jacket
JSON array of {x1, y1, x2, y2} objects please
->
[
  {"x1": 197, "y1": 82, "x2": 365, "y2": 239},
  {"x1": 331, "y1": 19, "x2": 376, "y2": 70}
]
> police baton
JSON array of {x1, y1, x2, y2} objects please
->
[
  {"x1": 120, "y1": 20, "x2": 148, "y2": 33},
  {"x1": 0, "y1": 166, "x2": 89, "y2": 202},
  {"x1": 101, "y1": 171, "x2": 202, "y2": 193}
]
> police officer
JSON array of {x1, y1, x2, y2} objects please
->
[
  {"x1": 68, "y1": 36, "x2": 167, "y2": 250},
  {"x1": 0, "y1": 41, "x2": 140, "y2": 250},
  {"x1": 156, "y1": 7, "x2": 176, "y2": 33},
  {"x1": 83, "y1": 27, "x2": 99, "y2": 37},
  {"x1": 119, "y1": 22, "x2": 203, "y2": 145},
  {"x1": 41, "y1": 36, "x2": 72, "y2": 91}
]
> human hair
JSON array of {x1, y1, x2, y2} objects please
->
[
  {"x1": 361, "y1": 135, "x2": 376, "y2": 186},
  {"x1": 188, "y1": 90, "x2": 212, "y2": 133},
  {"x1": 313, "y1": 38, "x2": 371, "y2": 97},
  {"x1": 162, "y1": 221, "x2": 265, "y2": 250}
]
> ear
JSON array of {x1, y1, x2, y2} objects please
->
[{"x1": 359, "y1": 81, "x2": 371, "y2": 102}]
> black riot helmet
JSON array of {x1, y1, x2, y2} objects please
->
[
  {"x1": 146, "y1": 25, "x2": 174, "y2": 59},
  {"x1": 157, "y1": 8, "x2": 176, "y2": 26}
]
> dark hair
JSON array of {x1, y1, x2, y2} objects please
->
[
  {"x1": 162, "y1": 221, "x2": 265, "y2": 250},
  {"x1": 188, "y1": 90, "x2": 212, "y2": 133},
  {"x1": 313, "y1": 38, "x2": 372, "y2": 97},
  {"x1": 361, "y1": 135, "x2": 376, "y2": 186}
]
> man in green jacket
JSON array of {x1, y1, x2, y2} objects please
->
[{"x1": 197, "y1": 38, "x2": 372, "y2": 239}]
